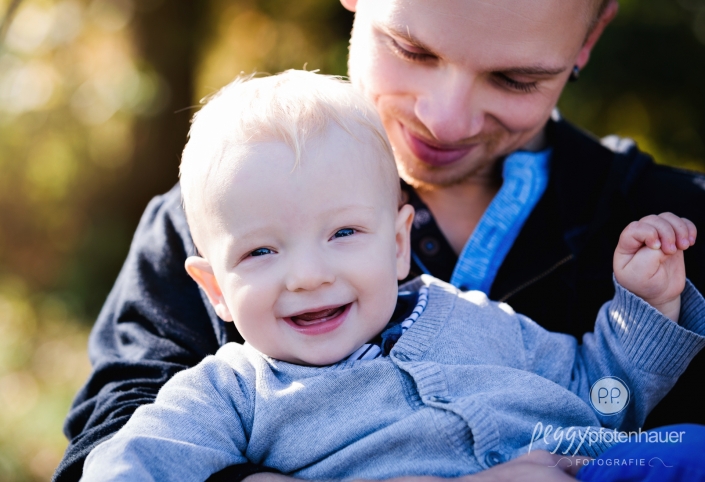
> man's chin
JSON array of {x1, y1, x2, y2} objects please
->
[{"x1": 395, "y1": 150, "x2": 502, "y2": 191}]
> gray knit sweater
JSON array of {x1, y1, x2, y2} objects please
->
[{"x1": 82, "y1": 276, "x2": 705, "y2": 482}]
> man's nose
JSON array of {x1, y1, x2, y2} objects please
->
[
  {"x1": 285, "y1": 251, "x2": 335, "y2": 292},
  {"x1": 415, "y1": 71, "x2": 484, "y2": 144}
]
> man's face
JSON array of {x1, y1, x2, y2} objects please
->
[
  {"x1": 347, "y1": 0, "x2": 597, "y2": 188},
  {"x1": 192, "y1": 125, "x2": 413, "y2": 366}
]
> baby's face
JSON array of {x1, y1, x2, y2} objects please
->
[{"x1": 189, "y1": 125, "x2": 413, "y2": 366}]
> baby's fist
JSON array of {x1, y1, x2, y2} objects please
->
[{"x1": 613, "y1": 213, "x2": 697, "y2": 322}]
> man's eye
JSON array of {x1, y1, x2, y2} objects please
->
[
  {"x1": 494, "y1": 73, "x2": 538, "y2": 93},
  {"x1": 250, "y1": 247, "x2": 273, "y2": 257},
  {"x1": 333, "y1": 228, "x2": 356, "y2": 238},
  {"x1": 389, "y1": 38, "x2": 435, "y2": 62}
]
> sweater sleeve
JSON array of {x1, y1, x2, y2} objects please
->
[
  {"x1": 55, "y1": 184, "x2": 241, "y2": 482},
  {"x1": 518, "y1": 278, "x2": 705, "y2": 431},
  {"x1": 81, "y1": 354, "x2": 254, "y2": 482}
]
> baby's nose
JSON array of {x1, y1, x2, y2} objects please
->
[{"x1": 285, "y1": 252, "x2": 335, "y2": 292}]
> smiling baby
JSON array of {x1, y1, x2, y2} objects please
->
[{"x1": 81, "y1": 70, "x2": 705, "y2": 482}]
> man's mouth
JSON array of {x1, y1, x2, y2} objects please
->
[
  {"x1": 284, "y1": 303, "x2": 351, "y2": 335},
  {"x1": 401, "y1": 124, "x2": 476, "y2": 167}
]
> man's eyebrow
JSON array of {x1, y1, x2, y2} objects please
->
[
  {"x1": 382, "y1": 24, "x2": 568, "y2": 77},
  {"x1": 382, "y1": 24, "x2": 441, "y2": 57},
  {"x1": 498, "y1": 66, "x2": 568, "y2": 76}
]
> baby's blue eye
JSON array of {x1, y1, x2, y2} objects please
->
[
  {"x1": 250, "y1": 247, "x2": 273, "y2": 257},
  {"x1": 333, "y1": 228, "x2": 355, "y2": 238}
]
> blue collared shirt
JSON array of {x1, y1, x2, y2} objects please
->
[{"x1": 450, "y1": 149, "x2": 552, "y2": 293}]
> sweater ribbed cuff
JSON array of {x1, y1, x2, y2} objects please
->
[
  {"x1": 679, "y1": 279, "x2": 705, "y2": 335},
  {"x1": 609, "y1": 277, "x2": 705, "y2": 378}
]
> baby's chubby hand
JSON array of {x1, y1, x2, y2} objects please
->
[{"x1": 614, "y1": 213, "x2": 697, "y2": 322}]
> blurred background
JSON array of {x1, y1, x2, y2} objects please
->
[{"x1": 0, "y1": 0, "x2": 704, "y2": 479}]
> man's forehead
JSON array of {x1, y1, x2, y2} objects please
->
[
  {"x1": 362, "y1": 0, "x2": 591, "y2": 63},
  {"x1": 371, "y1": 0, "x2": 592, "y2": 24},
  {"x1": 384, "y1": 0, "x2": 559, "y2": 25}
]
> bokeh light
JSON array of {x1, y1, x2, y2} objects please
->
[{"x1": 0, "y1": 0, "x2": 704, "y2": 480}]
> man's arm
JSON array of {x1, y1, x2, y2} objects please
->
[
  {"x1": 242, "y1": 451, "x2": 590, "y2": 482},
  {"x1": 54, "y1": 184, "x2": 238, "y2": 482}
]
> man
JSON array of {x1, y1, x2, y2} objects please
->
[{"x1": 55, "y1": 0, "x2": 705, "y2": 481}]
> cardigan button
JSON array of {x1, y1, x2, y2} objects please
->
[
  {"x1": 395, "y1": 353, "x2": 410, "y2": 361},
  {"x1": 419, "y1": 237, "x2": 440, "y2": 256},
  {"x1": 484, "y1": 451, "x2": 504, "y2": 467},
  {"x1": 429, "y1": 395, "x2": 449, "y2": 404}
]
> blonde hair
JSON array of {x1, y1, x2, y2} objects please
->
[{"x1": 180, "y1": 70, "x2": 398, "y2": 230}]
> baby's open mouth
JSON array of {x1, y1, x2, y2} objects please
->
[{"x1": 290, "y1": 304, "x2": 350, "y2": 326}]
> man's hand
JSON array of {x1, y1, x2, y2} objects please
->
[
  {"x1": 242, "y1": 451, "x2": 590, "y2": 482},
  {"x1": 463, "y1": 451, "x2": 590, "y2": 482},
  {"x1": 614, "y1": 212, "x2": 697, "y2": 321}
]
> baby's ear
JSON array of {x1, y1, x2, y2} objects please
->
[
  {"x1": 185, "y1": 256, "x2": 233, "y2": 321},
  {"x1": 339, "y1": 0, "x2": 357, "y2": 12},
  {"x1": 395, "y1": 204, "x2": 415, "y2": 280}
]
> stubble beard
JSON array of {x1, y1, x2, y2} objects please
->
[
  {"x1": 380, "y1": 103, "x2": 507, "y2": 191},
  {"x1": 393, "y1": 132, "x2": 506, "y2": 193}
]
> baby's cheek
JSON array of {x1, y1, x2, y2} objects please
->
[
  {"x1": 242, "y1": 321, "x2": 286, "y2": 359},
  {"x1": 364, "y1": 275, "x2": 402, "y2": 322},
  {"x1": 232, "y1": 303, "x2": 274, "y2": 347},
  {"x1": 358, "y1": 257, "x2": 398, "y2": 290}
]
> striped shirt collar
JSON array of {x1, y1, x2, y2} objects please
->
[{"x1": 346, "y1": 286, "x2": 429, "y2": 361}]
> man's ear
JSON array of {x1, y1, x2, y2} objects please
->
[
  {"x1": 185, "y1": 256, "x2": 233, "y2": 321},
  {"x1": 575, "y1": 0, "x2": 618, "y2": 70},
  {"x1": 395, "y1": 204, "x2": 415, "y2": 280},
  {"x1": 339, "y1": 0, "x2": 357, "y2": 12}
]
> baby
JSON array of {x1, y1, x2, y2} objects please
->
[{"x1": 82, "y1": 70, "x2": 705, "y2": 481}]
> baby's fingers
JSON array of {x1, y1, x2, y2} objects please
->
[
  {"x1": 639, "y1": 214, "x2": 682, "y2": 254},
  {"x1": 658, "y1": 212, "x2": 696, "y2": 249},
  {"x1": 618, "y1": 218, "x2": 667, "y2": 255},
  {"x1": 682, "y1": 216, "x2": 697, "y2": 246}
]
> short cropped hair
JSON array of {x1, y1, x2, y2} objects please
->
[
  {"x1": 593, "y1": 0, "x2": 612, "y2": 15},
  {"x1": 588, "y1": 0, "x2": 613, "y2": 30},
  {"x1": 180, "y1": 70, "x2": 398, "y2": 239}
]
